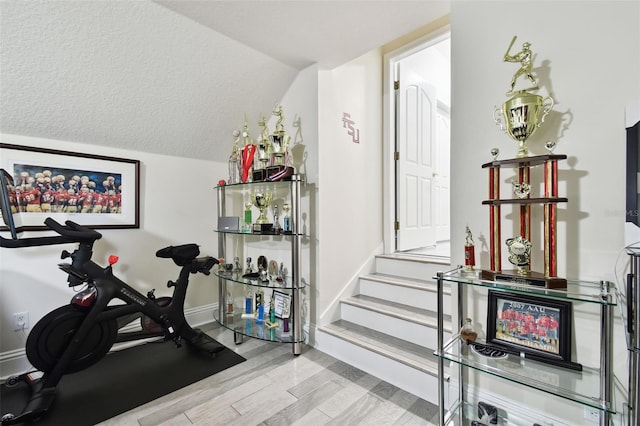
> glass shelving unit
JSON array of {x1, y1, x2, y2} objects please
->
[
  {"x1": 215, "y1": 176, "x2": 305, "y2": 355},
  {"x1": 435, "y1": 268, "x2": 616, "y2": 426}
]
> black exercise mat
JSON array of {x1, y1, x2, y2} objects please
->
[{"x1": 1, "y1": 339, "x2": 245, "y2": 425}]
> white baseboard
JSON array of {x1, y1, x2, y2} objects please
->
[{"x1": 0, "y1": 303, "x2": 218, "y2": 381}]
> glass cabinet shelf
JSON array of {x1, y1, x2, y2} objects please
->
[
  {"x1": 214, "y1": 270, "x2": 303, "y2": 290},
  {"x1": 213, "y1": 311, "x2": 304, "y2": 344},
  {"x1": 442, "y1": 399, "x2": 576, "y2": 426},
  {"x1": 214, "y1": 229, "x2": 304, "y2": 237},
  {"x1": 215, "y1": 179, "x2": 296, "y2": 190},
  {"x1": 436, "y1": 334, "x2": 616, "y2": 414},
  {"x1": 435, "y1": 269, "x2": 617, "y2": 306}
]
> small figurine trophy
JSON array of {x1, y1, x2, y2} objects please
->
[
  {"x1": 228, "y1": 132, "x2": 240, "y2": 184},
  {"x1": 282, "y1": 203, "x2": 291, "y2": 233},
  {"x1": 243, "y1": 201, "x2": 253, "y2": 233},
  {"x1": 226, "y1": 290, "x2": 234, "y2": 314},
  {"x1": 239, "y1": 116, "x2": 256, "y2": 182},
  {"x1": 270, "y1": 105, "x2": 291, "y2": 167},
  {"x1": 272, "y1": 203, "x2": 281, "y2": 233},
  {"x1": 463, "y1": 226, "x2": 476, "y2": 275}
]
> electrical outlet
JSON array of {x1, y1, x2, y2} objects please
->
[
  {"x1": 13, "y1": 311, "x2": 29, "y2": 331},
  {"x1": 583, "y1": 407, "x2": 599, "y2": 423}
]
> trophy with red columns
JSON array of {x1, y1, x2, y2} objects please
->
[{"x1": 481, "y1": 37, "x2": 567, "y2": 289}]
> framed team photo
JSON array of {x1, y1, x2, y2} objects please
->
[
  {"x1": 0, "y1": 143, "x2": 140, "y2": 230},
  {"x1": 486, "y1": 290, "x2": 576, "y2": 369}
]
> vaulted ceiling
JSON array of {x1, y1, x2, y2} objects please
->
[{"x1": 1, "y1": 1, "x2": 450, "y2": 160}]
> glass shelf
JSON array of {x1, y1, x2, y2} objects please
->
[
  {"x1": 435, "y1": 268, "x2": 617, "y2": 306},
  {"x1": 214, "y1": 270, "x2": 302, "y2": 290},
  {"x1": 436, "y1": 335, "x2": 616, "y2": 414},
  {"x1": 443, "y1": 399, "x2": 575, "y2": 426},
  {"x1": 214, "y1": 229, "x2": 304, "y2": 237},
  {"x1": 213, "y1": 311, "x2": 304, "y2": 344},
  {"x1": 215, "y1": 176, "x2": 303, "y2": 190}
]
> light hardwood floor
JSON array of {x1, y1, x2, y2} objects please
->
[{"x1": 99, "y1": 323, "x2": 439, "y2": 426}]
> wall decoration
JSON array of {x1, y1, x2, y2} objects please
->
[
  {"x1": 486, "y1": 290, "x2": 581, "y2": 370},
  {"x1": 0, "y1": 143, "x2": 140, "y2": 230},
  {"x1": 342, "y1": 112, "x2": 360, "y2": 143}
]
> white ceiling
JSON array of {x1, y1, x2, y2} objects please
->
[
  {"x1": 156, "y1": 1, "x2": 451, "y2": 70},
  {"x1": 1, "y1": 1, "x2": 450, "y2": 161}
]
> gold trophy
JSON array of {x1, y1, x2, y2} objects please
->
[
  {"x1": 269, "y1": 105, "x2": 291, "y2": 167},
  {"x1": 251, "y1": 191, "x2": 273, "y2": 231},
  {"x1": 493, "y1": 36, "x2": 554, "y2": 158},
  {"x1": 253, "y1": 115, "x2": 271, "y2": 181}
]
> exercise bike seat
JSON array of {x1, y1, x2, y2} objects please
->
[{"x1": 156, "y1": 244, "x2": 200, "y2": 266}]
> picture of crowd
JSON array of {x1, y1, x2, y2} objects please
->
[
  {"x1": 495, "y1": 300, "x2": 560, "y2": 355},
  {"x1": 7, "y1": 164, "x2": 123, "y2": 215}
]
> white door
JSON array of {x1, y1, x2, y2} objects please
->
[
  {"x1": 434, "y1": 110, "x2": 451, "y2": 242},
  {"x1": 396, "y1": 64, "x2": 437, "y2": 251}
]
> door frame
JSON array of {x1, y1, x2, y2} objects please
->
[{"x1": 382, "y1": 24, "x2": 451, "y2": 255}]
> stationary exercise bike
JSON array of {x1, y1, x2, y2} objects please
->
[{"x1": 0, "y1": 170, "x2": 223, "y2": 425}]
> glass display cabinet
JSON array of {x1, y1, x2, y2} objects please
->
[
  {"x1": 435, "y1": 268, "x2": 616, "y2": 426},
  {"x1": 214, "y1": 176, "x2": 305, "y2": 355}
]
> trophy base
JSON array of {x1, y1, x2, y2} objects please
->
[
  {"x1": 252, "y1": 169, "x2": 267, "y2": 182},
  {"x1": 481, "y1": 269, "x2": 567, "y2": 289},
  {"x1": 252, "y1": 223, "x2": 274, "y2": 233}
]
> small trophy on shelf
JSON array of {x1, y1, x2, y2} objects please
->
[
  {"x1": 239, "y1": 116, "x2": 256, "y2": 183},
  {"x1": 253, "y1": 114, "x2": 272, "y2": 181},
  {"x1": 243, "y1": 201, "x2": 253, "y2": 233},
  {"x1": 251, "y1": 191, "x2": 273, "y2": 232},
  {"x1": 463, "y1": 226, "x2": 476, "y2": 276},
  {"x1": 270, "y1": 104, "x2": 291, "y2": 167},
  {"x1": 282, "y1": 203, "x2": 291, "y2": 233},
  {"x1": 272, "y1": 203, "x2": 281, "y2": 233}
]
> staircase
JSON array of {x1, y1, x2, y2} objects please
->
[{"x1": 315, "y1": 254, "x2": 453, "y2": 403}]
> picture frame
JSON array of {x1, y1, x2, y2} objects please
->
[
  {"x1": 486, "y1": 290, "x2": 581, "y2": 370},
  {"x1": 272, "y1": 290, "x2": 291, "y2": 319},
  {"x1": 0, "y1": 143, "x2": 140, "y2": 230}
]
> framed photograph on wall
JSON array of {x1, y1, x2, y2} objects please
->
[
  {"x1": 0, "y1": 143, "x2": 140, "y2": 230},
  {"x1": 486, "y1": 290, "x2": 581, "y2": 370}
]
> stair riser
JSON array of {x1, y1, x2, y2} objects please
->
[
  {"x1": 375, "y1": 257, "x2": 448, "y2": 282},
  {"x1": 359, "y1": 279, "x2": 452, "y2": 315},
  {"x1": 341, "y1": 304, "x2": 451, "y2": 349},
  {"x1": 314, "y1": 329, "x2": 447, "y2": 404}
]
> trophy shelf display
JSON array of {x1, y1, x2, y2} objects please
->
[
  {"x1": 480, "y1": 153, "x2": 568, "y2": 289},
  {"x1": 214, "y1": 176, "x2": 305, "y2": 355}
]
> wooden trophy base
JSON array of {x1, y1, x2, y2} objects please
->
[{"x1": 481, "y1": 269, "x2": 567, "y2": 289}]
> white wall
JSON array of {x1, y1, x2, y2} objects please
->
[
  {"x1": 277, "y1": 65, "x2": 320, "y2": 328},
  {"x1": 451, "y1": 0, "x2": 639, "y2": 421},
  {"x1": 0, "y1": 134, "x2": 226, "y2": 370},
  {"x1": 317, "y1": 49, "x2": 384, "y2": 326}
]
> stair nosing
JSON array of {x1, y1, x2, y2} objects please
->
[
  {"x1": 360, "y1": 272, "x2": 452, "y2": 295},
  {"x1": 320, "y1": 322, "x2": 450, "y2": 380},
  {"x1": 341, "y1": 295, "x2": 453, "y2": 332}
]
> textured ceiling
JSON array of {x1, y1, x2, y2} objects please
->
[
  {"x1": 1, "y1": 0, "x2": 450, "y2": 161},
  {"x1": 156, "y1": 0, "x2": 451, "y2": 70}
]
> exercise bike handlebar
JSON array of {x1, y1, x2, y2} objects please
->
[
  {"x1": 0, "y1": 218, "x2": 102, "y2": 249},
  {"x1": 44, "y1": 218, "x2": 102, "y2": 242}
]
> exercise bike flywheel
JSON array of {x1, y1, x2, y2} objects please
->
[{"x1": 26, "y1": 305, "x2": 118, "y2": 374}]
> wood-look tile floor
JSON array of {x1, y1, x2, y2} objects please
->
[{"x1": 98, "y1": 323, "x2": 439, "y2": 426}]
